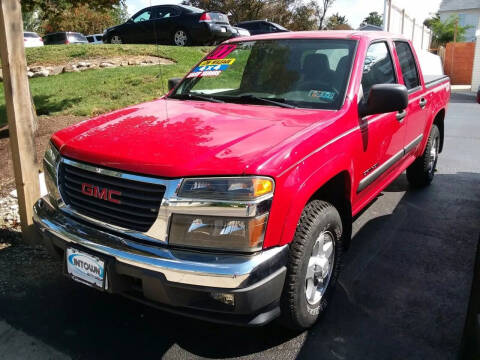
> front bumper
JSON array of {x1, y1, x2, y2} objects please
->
[{"x1": 33, "y1": 197, "x2": 288, "y2": 326}]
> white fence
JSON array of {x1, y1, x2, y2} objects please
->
[{"x1": 384, "y1": 2, "x2": 433, "y2": 51}]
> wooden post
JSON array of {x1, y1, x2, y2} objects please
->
[
  {"x1": 421, "y1": 25, "x2": 425, "y2": 50},
  {"x1": 0, "y1": 0, "x2": 40, "y2": 242},
  {"x1": 401, "y1": 9, "x2": 405, "y2": 34},
  {"x1": 412, "y1": 18, "x2": 416, "y2": 43},
  {"x1": 387, "y1": 0, "x2": 392, "y2": 31}
]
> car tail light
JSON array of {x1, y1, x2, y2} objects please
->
[{"x1": 199, "y1": 12, "x2": 212, "y2": 22}]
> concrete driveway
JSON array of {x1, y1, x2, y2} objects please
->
[{"x1": 0, "y1": 92, "x2": 479, "y2": 359}]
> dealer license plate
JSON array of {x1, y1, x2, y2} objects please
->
[{"x1": 66, "y1": 248, "x2": 105, "y2": 289}]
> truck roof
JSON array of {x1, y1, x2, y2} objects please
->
[{"x1": 225, "y1": 30, "x2": 409, "y2": 43}]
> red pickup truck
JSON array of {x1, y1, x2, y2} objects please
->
[{"x1": 34, "y1": 31, "x2": 450, "y2": 329}]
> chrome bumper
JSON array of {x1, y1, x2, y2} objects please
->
[{"x1": 33, "y1": 196, "x2": 288, "y2": 289}]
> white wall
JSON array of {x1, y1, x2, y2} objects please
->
[{"x1": 471, "y1": 23, "x2": 480, "y2": 92}]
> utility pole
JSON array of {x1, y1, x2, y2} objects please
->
[{"x1": 0, "y1": 0, "x2": 40, "y2": 242}]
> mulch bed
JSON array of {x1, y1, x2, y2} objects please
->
[{"x1": 0, "y1": 115, "x2": 86, "y2": 196}]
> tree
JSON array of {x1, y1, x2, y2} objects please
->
[
  {"x1": 314, "y1": 0, "x2": 335, "y2": 30},
  {"x1": 52, "y1": 4, "x2": 117, "y2": 34},
  {"x1": 362, "y1": 11, "x2": 382, "y2": 27},
  {"x1": 21, "y1": 0, "x2": 123, "y2": 31},
  {"x1": 188, "y1": 0, "x2": 319, "y2": 31},
  {"x1": 326, "y1": 12, "x2": 351, "y2": 30},
  {"x1": 429, "y1": 15, "x2": 471, "y2": 46}
]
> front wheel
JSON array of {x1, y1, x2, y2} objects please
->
[
  {"x1": 406, "y1": 124, "x2": 440, "y2": 187},
  {"x1": 109, "y1": 35, "x2": 123, "y2": 44},
  {"x1": 173, "y1": 29, "x2": 190, "y2": 46},
  {"x1": 280, "y1": 200, "x2": 344, "y2": 330}
]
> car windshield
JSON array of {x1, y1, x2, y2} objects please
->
[
  {"x1": 180, "y1": 5, "x2": 204, "y2": 13},
  {"x1": 272, "y1": 22, "x2": 287, "y2": 30},
  {"x1": 171, "y1": 39, "x2": 356, "y2": 110}
]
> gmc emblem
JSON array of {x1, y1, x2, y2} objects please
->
[{"x1": 81, "y1": 183, "x2": 121, "y2": 204}]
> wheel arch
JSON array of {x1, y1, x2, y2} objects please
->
[
  {"x1": 433, "y1": 109, "x2": 445, "y2": 153},
  {"x1": 278, "y1": 159, "x2": 354, "y2": 251}
]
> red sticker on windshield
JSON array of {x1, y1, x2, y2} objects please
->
[{"x1": 207, "y1": 44, "x2": 237, "y2": 59}]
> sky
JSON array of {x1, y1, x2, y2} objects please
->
[{"x1": 125, "y1": 0, "x2": 442, "y2": 28}]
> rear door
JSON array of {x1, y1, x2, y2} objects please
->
[
  {"x1": 393, "y1": 41, "x2": 427, "y2": 154},
  {"x1": 153, "y1": 6, "x2": 181, "y2": 42},
  {"x1": 356, "y1": 40, "x2": 407, "y2": 193},
  {"x1": 127, "y1": 8, "x2": 156, "y2": 43}
]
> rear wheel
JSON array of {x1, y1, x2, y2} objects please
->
[
  {"x1": 280, "y1": 200, "x2": 343, "y2": 330},
  {"x1": 173, "y1": 29, "x2": 190, "y2": 46},
  {"x1": 406, "y1": 124, "x2": 440, "y2": 187},
  {"x1": 110, "y1": 35, "x2": 123, "y2": 44}
]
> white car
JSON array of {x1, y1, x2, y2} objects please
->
[
  {"x1": 86, "y1": 34, "x2": 104, "y2": 44},
  {"x1": 24, "y1": 32, "x2": 44, "y2": 48}
]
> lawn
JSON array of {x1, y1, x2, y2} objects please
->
[{"x1": 0, "y1": 44, "x2": 211, "y2": 127}]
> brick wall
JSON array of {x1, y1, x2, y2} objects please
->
[{"x1": 444, "y1": 42, "x2": 475, "y2": 85}]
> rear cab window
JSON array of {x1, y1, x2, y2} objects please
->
[
  {"x1": 361, "y1": 41, "x2": 397, "y2": 99},
  {"x1": 394, "y1": 41, "x2": 421, "y2": 91}
]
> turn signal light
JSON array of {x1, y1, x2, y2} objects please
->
[{"x1": 253, "y1": 178, "x2": 273, "y2": 197}]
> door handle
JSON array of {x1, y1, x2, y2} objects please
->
[
  {"x1": 396, "y1": 110, "x2": 407, "y2": 122},
  {"x1": 419, "y1": 98, "x2": 428, "y2": 109}
]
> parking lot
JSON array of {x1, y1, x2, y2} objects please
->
[{"x1": 0, "y1": 91, "x2": 479, "y2": 359}]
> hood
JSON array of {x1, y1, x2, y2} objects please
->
[{"x1": 52, "y1": 99, "x2": 338, "y2": 178}]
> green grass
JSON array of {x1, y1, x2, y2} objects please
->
[
  {"x1": 0, "y1": 45, "x2": 210, "y2": 127},
  {"x1": 25, "y1": 44, "x2": 211, "y2": 66}
]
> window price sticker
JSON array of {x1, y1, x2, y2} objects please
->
[{"x1": 187, "y1": 58, "x2": 236, "y2": 78}]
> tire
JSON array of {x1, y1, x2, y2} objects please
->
[
  {"x1": 406, "y1": 124, "x2": 440, "y2": 187},
  {"x1": 172, "y1": 29, "x2": 190, "y2": 46},
  {"x1": 109, "y1": 35, "x2": 123, "y2": 44},
  {"x1": 280, "y1": 200, "x2": 344, "y2": 330}
]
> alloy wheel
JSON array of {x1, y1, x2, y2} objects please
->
[
  {"x1": 174, "y1": 30, "x2": 188, "y2": 46},
  {"x1": 111, "y1": 36, "x2": 123, "y2": 44},
  {"x1": 305, "y1": 230, "x2": 335, "y2": 305}
]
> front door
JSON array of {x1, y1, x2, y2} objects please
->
[{"x1": 355, "y1": 40, "x2": 407, "y2": 193}]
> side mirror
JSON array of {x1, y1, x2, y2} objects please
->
[
  {"x1": 168, "y1": 77, "x2": 182, "y2": 91},
  {"x1": 359, "y1": 84, "x2": 408, "y2": 118}
]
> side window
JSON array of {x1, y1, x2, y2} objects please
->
[
  {"x1": 395, "y1": 41, "x2": 420, "y2": 90},
  {"x1": 361, "y1": 42, "x2": 396, "y2": 98},
  {"x1": 133, "y1": 9, "x2": 151, "y2": 23}
]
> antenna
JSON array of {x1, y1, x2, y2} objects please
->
[{"x1": 151, "y1": 0, "x2": 169, "y2": 119}]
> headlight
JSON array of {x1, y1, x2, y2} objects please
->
[
  {"x1": 171, "y1": 176, "x2": 274, "y2": 252},
  {"x1": 169, "y1": 213, "x2": 268, "y2": 252},
  {"x1": 43, "y1": 142, "x2": 61, "y2": 203},
  {"x1": 178, "y1": 177, "x2": 274, "y2": 201}
]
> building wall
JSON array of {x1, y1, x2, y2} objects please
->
[
  {"x1": 471, "y1": 20, "x2": 480, "y2": 92},
  {"x1": 439, "y1": 9, "x2": 480, "y2": 42}
]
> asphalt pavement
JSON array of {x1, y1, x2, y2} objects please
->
[{"x1": 0, "y1": 92, "x2": 479, "y2": 359}]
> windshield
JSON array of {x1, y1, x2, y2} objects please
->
[{"x1": 171, "y1": 39, "x2": 356, "y2": 110}]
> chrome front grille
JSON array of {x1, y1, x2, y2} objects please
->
[{"x1": 58, "y1": 161, "x2": 166, "y2": 232}]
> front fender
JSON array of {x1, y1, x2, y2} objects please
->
[{"x1": 263, "y1": 152, "x2": 354, "y2": 248}]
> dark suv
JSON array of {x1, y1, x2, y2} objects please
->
[
  {"x1": 43, "y1": 32, "x2": 88, "y2": 45},
  {"x1": 103, "y1": 4, "x2": 233, "y2": 46},
  {"x1": 235, "y1": 20, "x2": 289, "y2": 36}
]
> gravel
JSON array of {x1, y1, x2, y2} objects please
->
[{"x1": 0, "y1": 195, "x2": 20, "y2": 229}]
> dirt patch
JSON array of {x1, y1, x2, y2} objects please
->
[{"x1": 0, "y1": 115, "x2": 86, "y2": 196}]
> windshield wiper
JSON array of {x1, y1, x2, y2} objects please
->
[
  {"x1": 226, "y1": 95, "x2": 297, "y2": 108},
  {"x1": 171, "y1": 93, "x2": 225, "y2": 103}
]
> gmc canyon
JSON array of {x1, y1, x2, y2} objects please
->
[{"x1": 34, "y1": 31, "x2": 450, "y2": 330}]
